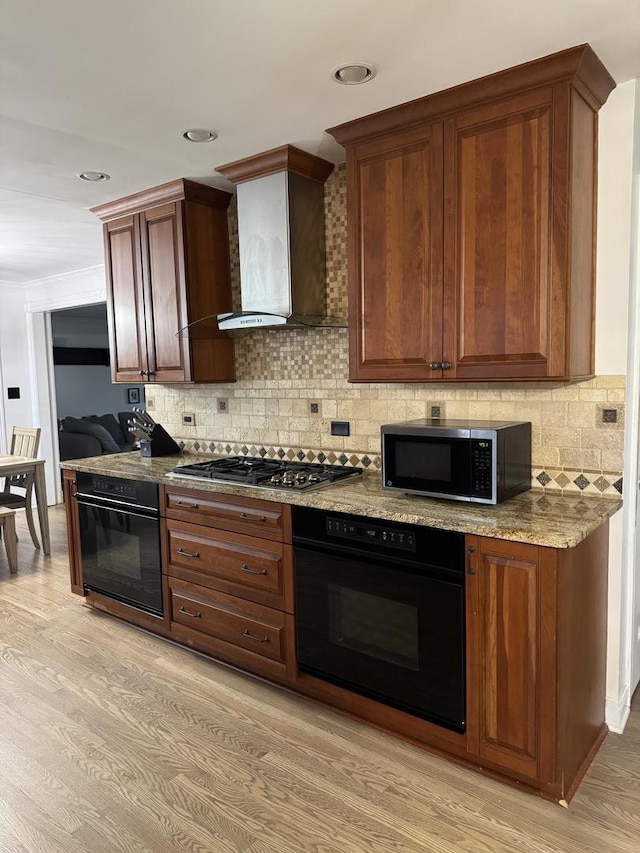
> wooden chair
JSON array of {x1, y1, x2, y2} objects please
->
[
  {"x1": 0, "y1": 508, "x2": 18, "y2": 573},
  {"x1": 0, "y1": 427, "x2": 42, "y2": 549}
]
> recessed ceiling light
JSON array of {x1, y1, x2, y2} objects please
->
[
  {"x1": 77, "y1": 171, "x2": 110, "y2": 182},
  {"x1": 331, "y1": 63, "x2": 375, "y2": 85},
  {"x1": 182, "y1": 129, "x2": 218, "y2": 143}
]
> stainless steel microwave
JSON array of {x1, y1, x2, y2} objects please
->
[{"x1": 381, "y1": 419, "x2": 532, "y2": 504}]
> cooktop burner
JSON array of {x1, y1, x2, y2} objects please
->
[{"x1": 171, "y1": 456, "x2": 363, "y2": 492}]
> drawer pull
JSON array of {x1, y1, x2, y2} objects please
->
[
  {"x1": 176, "y1": 500, "x2": 199, "y2": 509},
  {"x1": 467, "y1": 545, "x2": 477, "y2": 575},
  {"x1": 243, "y1": 629, "x2": 269, "y2": 643},
  {"x1": 179, "y1": 606, "x2": 202, "y2": 618},
  {"x1": 241, "y1": 563, "x2": 268, "y2": 576},
  {"x1": 239, "y1": 512, "x2": 267, "y2": 522},
  {"x1": 177, "y1": 548, "x2": 200, "y2": 559}
]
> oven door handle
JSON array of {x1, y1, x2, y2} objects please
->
[{"x1": 75, "y1": 494, "x2": 159, "y2": 518}]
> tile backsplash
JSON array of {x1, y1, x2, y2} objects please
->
[{"x1": 149, "y1": 164, "x2": 625, "y2": 499}]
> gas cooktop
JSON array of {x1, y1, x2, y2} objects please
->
[{"x1": 171, "y1": 456, "x2": 364, "y2": 492}]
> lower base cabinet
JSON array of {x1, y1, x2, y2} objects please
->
[{"x1": 64, "y1": 473, "x2": 610, "y2": 803}]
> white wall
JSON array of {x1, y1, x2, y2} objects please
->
[
  {"x1": 0, "y1": 286, "x2": 37, "y2": 452},
  {"x1": 595, "y1": 80, "x2": 637, "y2": 732}
]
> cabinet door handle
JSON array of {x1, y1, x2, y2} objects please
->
[
  {"x1": 179, "y1": 606, "x2": 202, "y2": 618},
  {"x1": 176, "y1": 501, "x2": 199, "y2": 509},
  {"x1": 239, "y1": 512, "x2": 267, "y2": 522},
  {"x1": 139, "y1": 370, "x2": 146, "y2": 377},
  {"x1": 243, "y1": 629, "x2": 269, "y2": 643},
  {"x1": 467, "y1": 545, "x2": 477, "y2": 575},
  {"x1": 442, "y1": 361, "x2": 452, "y2": 370},
  {"x1": 177, "y1": 548, "x2": 200, "y2": 558},
  {"x1": 429, "y1": 361, "x2": 442, "y2": 370},
  {"x1": 241, "y1": 563, "x2": 268, "y2": 576}
]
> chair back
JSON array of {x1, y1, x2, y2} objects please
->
[
  {"x1": 10, "y1": 426, "x2": 41, "y2": 458},
  {"x1": 4, "y1": 427, "x2": 41, "y2": 492}
]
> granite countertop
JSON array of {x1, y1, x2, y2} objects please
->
[{"x1": 62, "y1": 451, "x2": 622, "y2": 549}]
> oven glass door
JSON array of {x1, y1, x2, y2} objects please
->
[
  {"x1": 78, "y1": 500, "x2": 162, "y2": 615},
  {"x1": 383, "y1": 434, "x2": 472, "y2": 498},
  {"x1": 295, "y1": 545, "x2": 465, "y2": 732}
]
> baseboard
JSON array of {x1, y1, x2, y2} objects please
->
[{"x1": 605, "y1": 685, "x2": 631, "y2": 733}]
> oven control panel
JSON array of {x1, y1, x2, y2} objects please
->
[{"x1": 326, "y1": 517, "x2": 416, "y2": 553}]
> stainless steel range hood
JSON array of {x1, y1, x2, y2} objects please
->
[{"x1": 216, "y1": 145, "x2": 336, "y2": 330}]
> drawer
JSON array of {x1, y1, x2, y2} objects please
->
[
  {"x1": 164, "y1": 486, "x2": 287, "y2": 542},
  {"x1": 169, "y1": 579, "x2": 287, "y2": 665},
  {"x1": 165, "y1": 519, "x2": 294, "y2": 611}
]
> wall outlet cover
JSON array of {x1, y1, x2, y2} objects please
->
[
  {"x1": 218, "y1": 398, "x2": 229, "y2": 413},
  {"x1": 182, "y1": 412, "x2": 196, "y2": 426},
  {"x1": 146, "y1": 397, "x2": 154, "y2": 409},
  {"x1": 310, "y1": 402, "x2": 319, "y2": 414}
]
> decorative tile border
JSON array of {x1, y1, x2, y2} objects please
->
[
  {"x1": 177, "y1": 439, "x2": 381, "y2": 470},
  {"x1": 175, "y1": 439, "x2": 623, "y2": 498}
]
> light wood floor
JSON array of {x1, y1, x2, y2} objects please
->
[{"x1": 0, "y1": 506, "x2": 638, "y2": 853}]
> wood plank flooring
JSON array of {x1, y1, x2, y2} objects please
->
[{"x1": 0, "y1": 505, "x2": 638, "y2": 852}]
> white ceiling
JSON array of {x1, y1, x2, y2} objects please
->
[{"x1": 1, "y1": 0, "x2": 639, "y2": 285}]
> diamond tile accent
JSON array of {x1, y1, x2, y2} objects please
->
[
  {"x1": 554, "y1": 473, "x2": 570, "y2": 488},
  {"x1": 258, "y1": 446, "x2": 267, "y2": 457},
  {"x1": 277, "y1": 448, "x2": 285, "y2": 458},
  {"x1": 613, "y1": 478, "x2": 623, "y2": 494},
  {"x1": 266, "y1": 447, "x2": 276, "y2": 458},
  {"x1": 225, "y1": 444, "x2": 232, "y2": 454},
  {"x1": 361, "y1": 455, "x2": 371, "y2": 468},
  {"x1": 338, "y1": 453, "x2": 348, "y2": 465},
  {"x1": 178, "y1": 440, "x2": 186, "y2": 449},
  {"x1": 326, "y1": 452, "x2": 337, "y2": 464},
  {"x1": 307, "y1": 451, "x2": 316, "y2": 461},
  {"x1": 193, "y1": 441, "x2": 200, "y2": 450},
  {"x1": 286, "y1": 449, "x2": 296, "y2": 460},
  {"x1": 241, "y1": 445, "x2": 249, "y2": 455},
  {"x1": 317, "y1": 451, "x2": 326, "y2": 463},
  {"x1": 574, "y1": 474, "x2": 589, "y2": 490},
  {"x1": 349, "y1": 454, "x2": 359, "y2": 466},
  {"x1": 296, "y1": 450, "x2": 305, "y2": 460},
  {"x1": 593, "y1": 476, "x2": 610, "y2": 492},
  {"x1": 536, "y1": 471, "x2": 552, "y2": 486}
]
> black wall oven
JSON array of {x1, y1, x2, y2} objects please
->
[
  {"x1": 293, "y1": 506, "x2": 466, "y2": 733},
  {"x1": 75, "y1": 473, "x2": 162, "y2": 616}
]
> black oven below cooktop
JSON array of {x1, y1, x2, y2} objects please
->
[{"x1": 172, "y1": 456, "x2": 363, "y2": 492}]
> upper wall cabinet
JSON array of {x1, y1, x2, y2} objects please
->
[
  {"x1": 92, "y1": 179, "x2": 236, "y2": 384},
  {"x1": 327, "y1": 45, "x2": 615, "y2": 382}
]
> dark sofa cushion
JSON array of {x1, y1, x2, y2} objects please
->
[
  {"x1": 62, "y1": 417, "x2": 121, "y2": 453},
  {"x1": 86, "y1": 413, "x2": 126, "y2": 446}
]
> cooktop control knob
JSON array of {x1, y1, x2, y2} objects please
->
[
  {"x1": 295, "y1": 472, "x2": 308, "y2": 485},
  {"x1": 308, "y1": 474, "x2": 321, "y2": 484},
  {"x1": 282, "y1": 471, "x2": 296, "y2": 486},
  {"x1": 270, "y1": 474, "x2": 282, "y2": 485}
]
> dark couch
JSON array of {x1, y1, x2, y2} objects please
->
[{"x1": 59, "y1": 412, "x2": 136, "y2": 461}]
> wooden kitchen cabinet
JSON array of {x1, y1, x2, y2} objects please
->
[
  {"x1": 327, "y1": 45, "x2": 615, "y2": 382},
  {"x1": 92, "y1": 179, "x2": 236, "y2": 384},
  {"x1": 62, "y1": 470, "x2": 83, "y2": 595},
  {"x1": 465, "y1": 526, "x2": 609, "y2": 801},
  {"x1": 161, "y1": 485, "x2": 296, "y2": 684}
]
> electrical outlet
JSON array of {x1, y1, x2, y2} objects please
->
[
  {"x1": 310, "y1": 402, "x2": 319, "y2": 414},
  {"x1": 430, "y1": 405, "x2": 442, "y2": 418},
  {"x1": 182, "y1": 412, "x2": 196, "y2": 426},
  {"x1": 217, "y1": 398, "x2": 229, "y2": 413},
  {"x1": 145, "y1": 397, "x2": 154, "y2": 410},
  {"x1": 602, "y1": 408, "x2": 617, "y2": 423}
]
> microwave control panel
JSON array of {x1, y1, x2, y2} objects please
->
[{"x1": 470, "y1": 439, "x2": 492, "y2": 498}]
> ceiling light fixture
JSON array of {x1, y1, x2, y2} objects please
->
[
  {"x1": 77, "y1": 171, "x2": 110, "y2": 182},
  {"x1": 331, "y1": 63, "x2": 375, "y2": 85},
  {"x1": 182, "y1": 129, "x2": 218, "y2": 143}
]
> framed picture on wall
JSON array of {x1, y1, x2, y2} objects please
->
[{"x1": 127, "y1": 387, "x2": 140, "y2": 405}]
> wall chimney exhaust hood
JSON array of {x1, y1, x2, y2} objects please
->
[{"x1": 215, "y1": 145, "x2": 337, "y2": 330}]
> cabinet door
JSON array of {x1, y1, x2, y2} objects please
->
[
  {"x1": 139, "y1": 202, "x2": 191, "y2": 383},
  {"x1": 466, "y1": 536, "x2": 554, "y2": 781},
  {"x1": 444, "y1": 89, "x2": 556, "y2": 379},
  {"x1": 62, "y1": 471, "x2": 83, "y2": 595},
  {"x1": 104, "y1": 214, "x2": 148, "y2": 382},
  {"x1": 347, "y1": 124, "x2": 444, "y2": 381}
]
